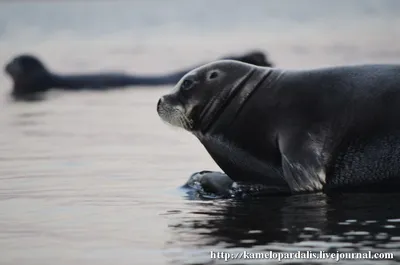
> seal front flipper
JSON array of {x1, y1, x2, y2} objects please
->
[
  {"x1": 184, "y1": 170, "x2": 290, "y2": 198},
  {"x1": 279, "y1": 132, "x2": 327, "y2": 193},
  {"x1": 183, "y1": 170, "x2": 234, "y2": 198}
]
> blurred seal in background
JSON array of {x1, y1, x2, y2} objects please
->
[{"x1": 4, "y1": 50, "x2": 273, "y2": 101}]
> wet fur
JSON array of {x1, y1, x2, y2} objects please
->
[{"x1": 158, "y1": 61, "x2": 400, "y2": 196}]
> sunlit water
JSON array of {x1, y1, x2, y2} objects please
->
[{"x1": 1, "y1": 1, "x2": 400, "y2": 264}]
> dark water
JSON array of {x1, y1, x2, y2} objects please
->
[
  {"x1": 168, "y1": 193, "x2": 400, "y2": 264},
  {"x1": 1, "y1": 1, "x2": 400, "y2": 265}
]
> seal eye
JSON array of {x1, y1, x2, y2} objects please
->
[
  {"x1": 208, "y1": 71, "x2": 219, "y2": 80},
  {"x1": 180, "y1": 79, "x2": 194, "y2": 91}
]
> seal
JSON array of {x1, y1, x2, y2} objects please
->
[
  {"x1": 3, "y1": 51, "x2": 273, "y2": 100},
  {"x1": 157, "y1": 60, "x2": 400, "y2": 197}
]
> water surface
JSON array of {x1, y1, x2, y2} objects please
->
[{"x1": 1, "y1": 1, "x2": 400, "y2": 264}]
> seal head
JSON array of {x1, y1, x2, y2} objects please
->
[
  {"x1": 4, "y1": 54, "x2": 53, "y2": 97},
  {"x1": 157, "y1": 60, "x2": 272, "y2": 134}
]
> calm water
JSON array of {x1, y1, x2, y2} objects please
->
[{"x1": 1, "y1": 1, "x2": 400, "y2": 265}]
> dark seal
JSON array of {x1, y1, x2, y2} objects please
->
[
  {"x1": 157, "y1": 60, "x2": 400, "y2": 197},
  {"x1": 3, "y1": 51, "x2": 273, "y2": 100}
]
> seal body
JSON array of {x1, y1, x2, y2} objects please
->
[{"x1": 157, "y1": 60, "x2": 400, "y2": 195}]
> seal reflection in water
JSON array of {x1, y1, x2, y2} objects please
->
[
  {"x1": 3, "y1": 51, "x2": 273, "y2": 101},
  {"x1": 157, "y1": 60, "x2": 400, "y2": 198}
]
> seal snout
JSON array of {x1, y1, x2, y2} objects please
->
[
  {"x1": 156, "y1": 91, "x2": 194, "y2": 130},
  {"x1": 156, "y1": 94, "x2": 173, "y2": 119},
  {"x1": 4, "y1": 63, "x2": 11, "y2": 74},
  {"x1": 156, "y1": 96, "x2": 168, "y2": 119}
]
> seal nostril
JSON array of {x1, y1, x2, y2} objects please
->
[{"x1": 157, "y1": 97, "x2": 163, "y2": 109}]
